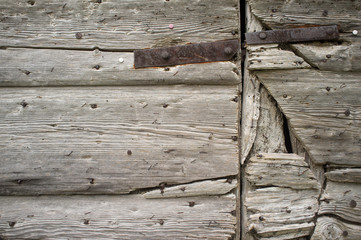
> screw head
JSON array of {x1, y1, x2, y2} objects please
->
[
  {"x1": 352, "y1": 30, "x2": 358, "y2": 35},
  {"x1": 224, "y1": 47, "x2": 233, "y2": 55},
  {"x1": 161, "y1": 51, "x2": 170, "y2": 60},
  {"x1": 259, "y1": 32, "x2": 267, "y2": 39}
]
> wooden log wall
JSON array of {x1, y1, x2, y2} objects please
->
[
  {"x1": 0, "y1": 0, "x2": 241, "y2": 239},
  {"x1": 243, "y1": 0, "x2": 361, "y2": 239}
]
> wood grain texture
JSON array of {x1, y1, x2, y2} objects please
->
[
  {"x1": 0, "y1": 194, "x2": 237, "y2": 239},
  {"x1": 143, "y1": 178, "x2": 237, "y2": 199},
  {"x1": 245, "y1": 153, "x2": 320, "y2": 239},
  {"x1": 248, "y1": 0, "x2": 361, "y2": 32},
  {"x1": 319, "y1": 181, "x2": 361, "y2": 223},
  {"x1": 247, "y1": 44, "x2": 311, "y2": 70},
  {"x1": 291, "y1": 35, "x2": 361, "y2": 72},
  {"x1": 0, "y1": 48, "x2": 240, "y2": 87},
  {"x1": 0, "y1": 0, "x2": 238, "y2": 50},
  {"x1": 325, "y1": 169, "x2": 361, "y2": 183},
  {"x1": 0, "y1": 86, "x2": 239, "y2": 195},
  {"x1": 246, "y1": 153, "x2": 321, "y2": 190},
  {"x1": 311, "y1": 217, "x2": 361, "y2": 240},
  {"x1": 256, "y1": 69, "x2": 361, "y2": 167}
]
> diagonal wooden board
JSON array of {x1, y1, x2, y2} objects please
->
[
  {"x1": 256, "y1": 69, "x2": 361, "y2": 167},
  {"x1": 0, "y1": 0, "x2": 238, "y2": 50},
  {"x1": 0, "y1": 194, "x2": 236, "y2": 239},
  {"x1": 0, "y1": 85, "x2": 239, "y2": 195}
]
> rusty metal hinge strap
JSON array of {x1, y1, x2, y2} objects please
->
[
  {"x1": 134, "y1": 39, "x2": 239, "y2": 69},
  {"x1": 245, "y1": 25, "x2": 339, "y2": 45}
]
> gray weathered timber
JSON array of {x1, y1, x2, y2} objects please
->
[
  {"x1": 312, "y1": 217, "x2": 361, "y2": 240},
  {"x1": 256, "y1": 69, "x2": 361, "y2": 167},
  {"x1": 325, "y1": 169, "x2": 361, "y2": 183},
  {"x1": 319, "y1": 181, "x2": 361, "y2": 223},
  {"x1": 143, "y1": 179, "x2": 237, "y2": 199},
  {"x1": 245, "y1": 153, "x2": 321, "y2": 239},
  {"x1": 246, "y1": 153, "x2": 321, "y2": 190},
  {"x1": 0, "y1": 194, "x2": 236, "y2": 239},
  {"x1": 248, "y1": 0, "x2": 361, "y2": 33},
  {"x1": 291, "y1": 35, "x2": 361, "y2": 72},
  {"x1": 0, "y1": 48, "x2": 239, "y2": 87},
  {"x1": 247, "y1": 44, "x2": 311, "y2": 70},
  {"x1": 0, "y1": 86, "x2": 238, "y2": 195},
  {"x1": 0, "y1": 0, "x2": 238, "y2": 50}
]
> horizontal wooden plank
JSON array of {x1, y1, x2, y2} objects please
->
[
  {"x1": 325, "y1": 168, "x2": 361, "y2": 183},
  {"x1": 0, "y1": 86, "x2": 239, "y2": 195},
  {"x1": 311, "y1": 217, "x2": 361, "y2": 240},
  {"x1": 0, "y1": 194, "x2": 236, "y2": 239},
  {"x1": 246, "y1": 153, "x2": 321, "y2": 190},
  {"x1": 245, "y1": 153, "x2": 320, "y2": 239},
  {"x1": 143, "y1": 179, "x2": 237, "y2": 199},
  {"x1": 319, "y1": 181, "x2": 361, "y2": 223},
  {"x1": 0, "y1": 0, "x2": 238, "y2": 50},
  {"x1": 0, "y1": 48, "x2": 240, "y2": 87},
  {"x1": 247, "y1": 44, "x2": 311, "y2": 70},
  {"x1": 256, "y1": 69, "x2": 361, "y2": 166},
  {"x1": 248, "y1": 0, "x2": 361, "y2": 32},
  {"x1": 291, "y1": 35, "x2": 361, "y2": 72}
]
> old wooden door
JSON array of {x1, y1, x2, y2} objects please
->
[
  {"x1": 0, "y1": 0, "x2": 241, "y2": 239},
  {"x1": 242, "y1": 1, "x2": 361, "y2": 240}
]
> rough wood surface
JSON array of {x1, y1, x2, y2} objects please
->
[
  {"x1": 247, "y1": 44, "x2": 311, "y2": 70},
  {"x1": 0, "y1": 86, "x2": 238, "y2": 195},
  {"x1": 256, "y1": 69, "x2": 361, "y2": 167},
  {"x1": 319, "y1": 181, "x2": 361, "y2": 223},
  {"x1": 325, "y1": 169, "x2": 361, "y2": 183},
  {"x1": 291, "y1": 35, "x2": 361, "y2": 72},
  {"x1": 246, "y1": 153, "x2": 321, "y2": 190},
  {"x1": 0, "y1": 0, "x2": 238, "y2": 50},
  {"x1": 0, "y1": 194, "x2": 236, "y2": 239},
  {"x1": 0, "y1": 48, "x2": 239, "y2": 87},
  {"x1": 143, "y1": 179, "x2": 236, "y2": 199},
  {"x1": 311, "y1": 217, "x2": 361, "y2": 240},
  {"x1": 245, "y1": 153, "x2": 321, "y2": 239},
  {"x1": 248, "y1": 0, "x2": 361, "y2": 32}
]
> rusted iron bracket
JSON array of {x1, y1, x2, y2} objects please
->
[
  {"x1": 245, "y1": 25, "x2": 339, "y2": 45},
  {"x1": 134, "y1": 39, "x2": 239, "y2": 68}
]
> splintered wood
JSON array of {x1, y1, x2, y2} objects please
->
[{"x1": 245, "y1": 153, "x2": 321, "y2": 239}]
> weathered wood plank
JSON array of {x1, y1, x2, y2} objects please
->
[
  {"x1": 325, "y1": 169, "x2": 361, "y2": 183},
  {"x1": 248, "y1": 0, "x2": 361, "y2": 32},
  {"x1": 245, "y1": 153, "x2": 320, "y2": 239},
  {"x1": 246, "y1": 153, "x2": 321, "y2": 190},
  {"x1": 0, "y1": 0, "x2": 238, "y2": 50},
  {"x1": 0, "y1": 48, "x2": 239, "y2": 87},
  {"x1": 0, "y1": 86, "x2": 239, "y2": 195},
  {"x1": 143, "y1": 178, "x2": 236, "y2": 199},
  {"x1": 247, "y1": 44, "x2": 311, "y2": 70},
  {"x1": 319, "y1": 181, "x2": 361, "y2": 223},
  {"x1": 0, "y1": 194, "x2": 236, "y2": 239},
  {"x1": 291, "y1": 35, "x2": 361, "y2": 72},
  {"x1": 311, "y1": 217, "x2": 361, "y2": 240},
  {"x1": 256, "y1": 69, "x2": 361, "y2": 166}
]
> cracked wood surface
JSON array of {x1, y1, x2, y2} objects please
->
[
  {"x1": 245, "y1": 153, "x2": 321, "y2": 240},
  {"x1": 0, "y1": 194, "x2": 236, "y2": 240},
  {"x1": 143, "y1": 178, "x2": 237, "y2": 199},
  {"x1": 256, "y1": 69, "x2": 361, "y2": 167},
  {"x1": 312, "y1": 217, "x2": 361, "y2": 240},
  {"x1": 0, "y1": 0, "x2": 238, "y2": 50},
  {"x1": 247, "y1": 44, "x2": 311, "y2": 70},
  {"x1": 248, "y1": 0, "x2": 361, "y2": 33},
  {"x1": 0, "y1": 48, "x2": 240, "y2": 87},
  {"x1": 0, "y1": 86, "x2": 239, "y2": 195}
]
